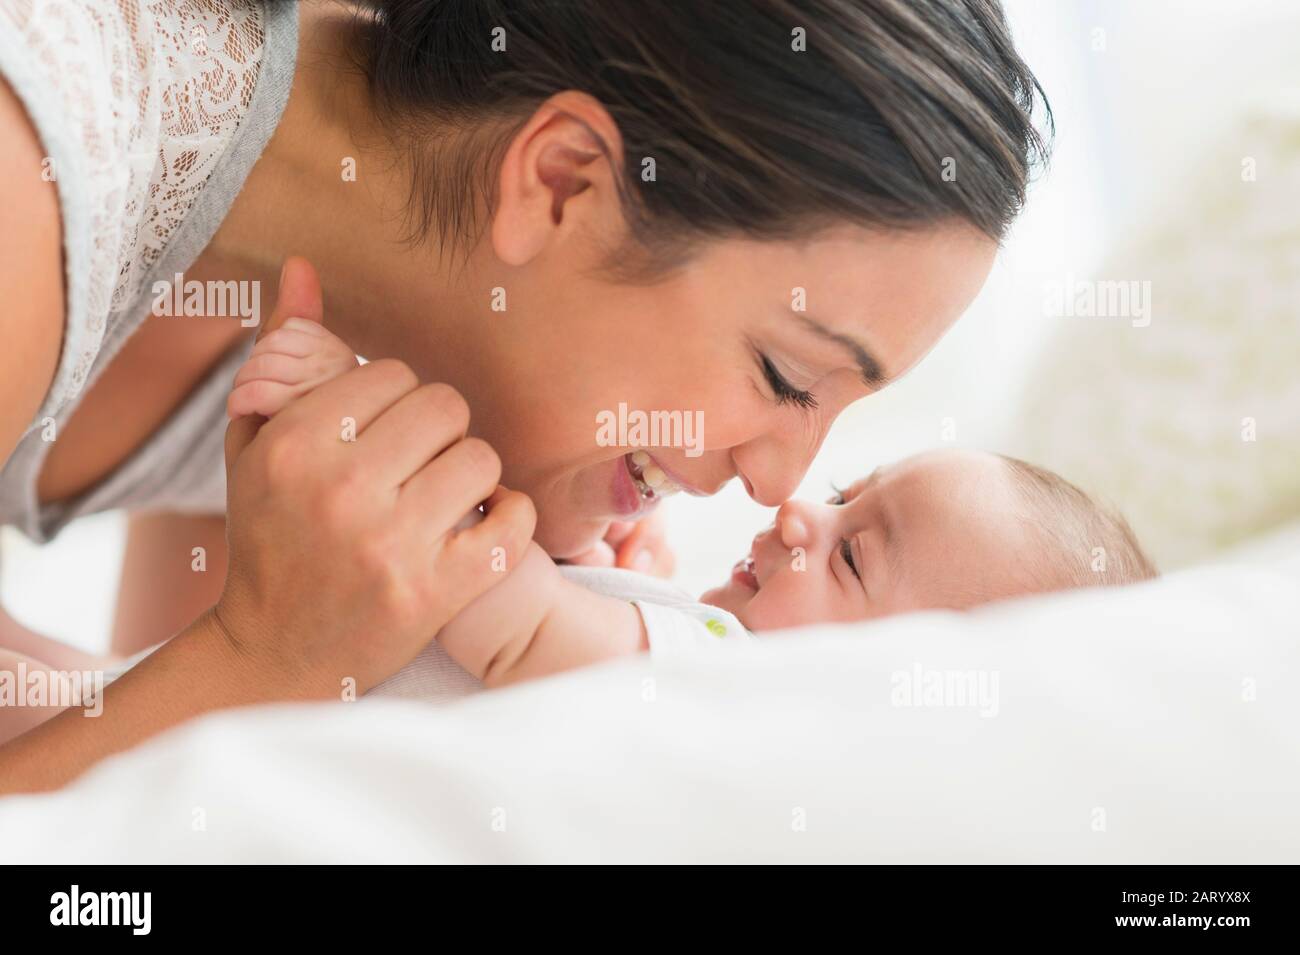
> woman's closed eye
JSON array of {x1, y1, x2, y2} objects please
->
[{"x1": 757, "y1": 351, "x2": 818, "y2": 410}]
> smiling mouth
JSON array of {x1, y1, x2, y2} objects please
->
[
  {"x1": 625, "y1": 450, "x2": 682, "y2": 502},
  {"x1": 732, "y1": 554, "x2": 759, "y2": 590}
]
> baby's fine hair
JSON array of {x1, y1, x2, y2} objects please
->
[{"x1": 1000, "y1": 455, "x2": 1158, "y2": 590}]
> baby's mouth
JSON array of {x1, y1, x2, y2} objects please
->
[
  {"x1": 625, "y1": 450, "x2": 682, "y2": 501},
  {"x1": 732, "y1": 554, "x2": 760, "y2": 591}
]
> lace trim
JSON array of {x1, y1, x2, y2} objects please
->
[{"x1": 0, "y1": 0, "x2": 267, "y2": 413}]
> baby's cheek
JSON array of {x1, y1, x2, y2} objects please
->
[
  {"x1": 752, "y1": 573, "x2": 857, "y2": 631},
  {"x1": 739, "y1": 582, "x2": 807, "y2": 632}
]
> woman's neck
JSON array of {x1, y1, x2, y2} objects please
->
[{"x1": 208, "y1": 1, "x2": 471, "y2": 366}]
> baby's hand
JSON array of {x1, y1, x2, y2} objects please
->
[{"x1": 227, "y1": 317, "x2": 360, "y2": 419}]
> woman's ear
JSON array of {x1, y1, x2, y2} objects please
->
[{"x1": 491, "y1": 91, "x2": 624, "y2": 267}]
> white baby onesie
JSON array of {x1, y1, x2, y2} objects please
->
[
  {"x1": 102, "y1": 567, "x2": 751, "y2": 702},
  {"x1": 559, "y1": 566, "x2": 751, "y2": 657},
  {"x1": 371, "y1": 566, "x2": 751, "y2": 702}
]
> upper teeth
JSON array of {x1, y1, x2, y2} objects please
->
[{"x1": 627, "y1": 451, "x2": 679, "y2": 499}]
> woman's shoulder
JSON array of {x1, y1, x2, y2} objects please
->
[
  {"x1": 0, "y1": 0, "x2": 295, "y2": 423},
  {"x1": 0, "y1": 74, "x2": 63, "y2": 472}
]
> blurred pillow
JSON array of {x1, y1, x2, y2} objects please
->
[{"x1": 1011, "y1": 100, "x2": 1300, "y2": 569}]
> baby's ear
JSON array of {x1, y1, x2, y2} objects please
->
[{"x1": 258, "y1": 256, "x2": 324, "y2": 342}]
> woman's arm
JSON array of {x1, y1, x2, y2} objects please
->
[
  {"x1": 0, "y1": 77, "x2": 234, "y2": 783},
  {"x1": 112, "y1": 512, "x2": 230, "y2": 656},
  {"x1": 0, "y1": 610, "x2": 309, "y2": 792},
  {"x1": 0, "y1": 611, "x2": 115, "y2": 746},
  {"x1": 1, "y1": 74, "x2": 534, "y2": 790},
  {"x1": 0, "y1": 605, "x2": 108, "y2": 671},
  {"x1": 0, "y1": 238, "x2": 535, "y2": 792},
  {"x1": 0, "y1": 647, "x2": 99, "y2": 747}
]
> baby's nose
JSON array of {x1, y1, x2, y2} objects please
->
[{"x1": 775, "y1": 500, "x2": 816, "y2": 549}]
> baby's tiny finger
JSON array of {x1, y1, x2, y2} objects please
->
[
  {"x1": 615, "y1": 523, "x2": 675, "y2": 577},
  {"x1": 233, "y1": 352, "x2": 310, "y2": 389},
  {"x1": 227, "y1": 379, "x2": 298, "y2": 420},
  {"x1": 283, "y1": 316, "x2": 328, "y2": 337},
  {"x1": 252, "y1": 327, "x2": 325, "y2": 360}
]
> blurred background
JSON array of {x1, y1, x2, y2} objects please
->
[{"x1": 4, "y1": 0, "x2": 1300, "y2": 651}]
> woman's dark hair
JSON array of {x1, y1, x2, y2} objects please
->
[{"x1": 353, "y1": 0, "x2": 1052, "y2": 273}]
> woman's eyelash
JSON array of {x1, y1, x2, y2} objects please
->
[
  {"x1": 829, "y1": 482, "x2": 846, "y2": 505},
  {"x1": 840, "y1": 538, "x2": 861, "y2": 579},
  {"x1": 759, "y1": 353, "x2": 818, "y2": 410}
]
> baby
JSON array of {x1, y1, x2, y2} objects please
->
[{"x1": 229, "y1": 319, "x2": 1157, "y2": 689}]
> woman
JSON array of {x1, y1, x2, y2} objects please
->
[{"x1": 0, "y1": 0, "x2": 1047, "y2": 790}]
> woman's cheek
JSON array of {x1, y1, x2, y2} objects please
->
[{"x1": 694, "y1": 379, "x2": 774, "y2": 449}]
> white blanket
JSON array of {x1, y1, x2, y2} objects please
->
[{"x1": 1, "y1": 553, "x2": 1297, "y2": 863}]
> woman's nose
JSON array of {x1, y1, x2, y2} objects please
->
[
  {"x1": 728, "y1": 407, "x2": 837, "y2": 509},
  {"x1": 731, "y1": 429, "x2": 825, "y2": 507}
]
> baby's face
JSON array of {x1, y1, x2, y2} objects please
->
[{"x1": 701, "y1": 450, "x2": 1038, "y2": 631}]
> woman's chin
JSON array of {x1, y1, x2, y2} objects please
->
[
  {"x1": 527, "y1": 457, "x2": 644, "y2": 559},
  {"x1": 527, "y1": 501, "x2": 607, "y2": 561}
]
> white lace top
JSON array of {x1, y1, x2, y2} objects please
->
[{"x1": 0, "y1": 0, "x2": 298, "y2": 541}]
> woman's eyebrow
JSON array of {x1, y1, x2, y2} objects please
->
[{"x1": 796, "y1": 314, "x2": 887, "y2": 387}]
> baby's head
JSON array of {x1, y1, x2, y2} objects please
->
[{"x1": 702, "y1": 449, "x2": 1156, "y2": 631}]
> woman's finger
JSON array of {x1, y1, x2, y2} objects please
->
[
  {"x1": 225, "y1": 257, "x2": 325, "y2": 469},
  {"x1": 224, "y1": 413, "x2": 264, "y2": 485},
  {"x1": 257, "y1": 256, "x2": 324, "y2": 340},
  {"x1": 442, "y1": 487, "x2": 537, "y2": 586},
  {"x1": 257, "y1": 358, "x2": 419, "y2": 454},
  {"x1": 398, "y1": 436, "x2": 502, "y2": 534},
  {"x1": 359, "y1": 382, "x2": 472, "y2": 485}
]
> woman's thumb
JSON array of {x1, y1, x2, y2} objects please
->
[
  {"x1": 258, "y1": 255, "x2": 324, "y2": 341},
  {"x1": 226, "y1": 256, "x2": 326, "y2": 474}
]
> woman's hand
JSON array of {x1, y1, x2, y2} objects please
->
[
  {"x1": 215, "y1": 258, "x2": 536, "y2": 693},
  {"x1": 566, "y1": 510, "x2": 676, "y2": 578}
]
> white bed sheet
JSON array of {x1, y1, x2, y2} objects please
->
[{"x1": 1, "y1": 546, "x2": 1297, "y2": 863}]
